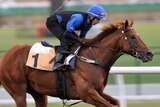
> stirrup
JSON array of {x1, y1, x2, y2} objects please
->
[
  {"x1": 61, "y1": 51, "x2": 72, "y2": 54},
  {"x1": 41, "y1": 40, "x2": 55, "y2": 48},
  {"x1": 53, "y1": 63, "x2": 65, "y2": 71}
]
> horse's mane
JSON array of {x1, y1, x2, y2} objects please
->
[{"x1": 88, "y1": 21, "x2": 125, "y2": 44}]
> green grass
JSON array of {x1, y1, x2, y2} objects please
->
[
  {"x1": 0, "y1": 102, "x2": 93, "y2": 107},
  {"x1": 114, "y1": 23, "x2": 160, "y2": 66},
  {"x1": 0, "y1": 28, "x2": 59, "y2": 51},
  {"x1": 1, "y1": 101, "x2": 160, "y2": 107},
  {"x1": 128, "y1": 101, "x2": 160, "y2": 107}
]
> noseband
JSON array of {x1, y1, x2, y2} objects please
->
[{"x1": 121, "y1": 28, "x2": 141, "y2": 58}]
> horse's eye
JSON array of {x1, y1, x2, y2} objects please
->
[{"x1": 130, "y1": 35, "x2": 136, "y2": 39}]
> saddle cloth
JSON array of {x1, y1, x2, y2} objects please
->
[
  {"x1": 26, "y1": 42, "x2": 55, "y2": 71},
  {"x1": 26, "y1": 42, "x2": 76, "y2": 71}
]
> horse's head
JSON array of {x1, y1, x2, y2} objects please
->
[{"x1": 119, "y1": 20, "x2": 153, "y2": 62}]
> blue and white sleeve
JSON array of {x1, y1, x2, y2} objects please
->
[{"x1": 66, "y1": 14, "x2": 83, "y2": 32}]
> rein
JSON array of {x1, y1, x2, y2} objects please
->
[
  {"x1": 76, "y1": 45, "x2": 123, "y2": 71},
  {"x1": 89, "y1": 45, "x2": 118, "y2": 52},
  {"x1": 87, "y1": 46, "x2": 123, "y2": 70}
]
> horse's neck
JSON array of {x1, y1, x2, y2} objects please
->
[
  {"x1": 76, "y1": 30, "x2": 122, "y2": 87},
  {"x1": 92, "y1": 30, "x2": 122, "y2": 67},
  {"x1": 78, "y1": 30, "x2": 122, "y2": 79}
]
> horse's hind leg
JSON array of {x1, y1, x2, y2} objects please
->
[
  {"x1": 28, "y1": 89, "x2": 48, "y2": 107},
  {"x1": 2, "y1": 83, "x2": 27, "y2": 107}
]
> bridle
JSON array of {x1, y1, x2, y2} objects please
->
[
  {"x1": 121, "y1": 27, "x2": 143, "y2": 59},
  {"x1": 89, "y1": 27, "x2": 135, "y2": 52},
  {"x1": 78, "y1": 27, "x2": 138, "y2": 71}
]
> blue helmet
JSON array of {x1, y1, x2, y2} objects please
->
[{"x1": 87, "y1": 4, "x2": 106, "y2": 20}]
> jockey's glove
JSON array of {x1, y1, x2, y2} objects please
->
[
  {"x1": 64, "y1": 30, "x2": 83, "y2": 43},
  {"x1": 79, "y1": 39, "x2": 90, "y2": 47},
  {"x1": 63, "y1": 30, "x2": 89, "y2": 46},
  {"x1": 80, "y1": 41, "x2": 90, "y2": 47}
]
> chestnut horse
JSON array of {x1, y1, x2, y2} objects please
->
[{"x1": 0, "y1": 20, "x2": 153, "y2": 107}]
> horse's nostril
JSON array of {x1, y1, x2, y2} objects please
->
[
  {"x1": 146, "y1": 52, "x2": 154, "y2": 61},
  {"x1": 147, "y1": 52, "x2": 154, "y2": 57}
]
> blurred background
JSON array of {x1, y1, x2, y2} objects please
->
[{"x1": 0, "y1": 0, "x2": 160, "y2": 107}]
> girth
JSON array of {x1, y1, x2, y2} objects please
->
[{"x1": 57, "y1": 71, "x2": 69, "y2": 100}]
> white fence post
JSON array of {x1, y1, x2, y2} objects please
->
[{"x1": 116, "y1": 74, "x2": 127, "y2": 107}]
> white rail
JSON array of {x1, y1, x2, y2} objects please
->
[
  {"x1": 110, "y1": 66, "x2": 160, "y2": 74},
  {"x1": 111, "y1": 66, "x2": 160, "y2": 107}
]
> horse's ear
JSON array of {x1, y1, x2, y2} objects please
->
[
  {"x1": 125, "y1": 20, "x2": 129, "y2": 28},
  {"x1": 130, "y1": 19, "x2": 134, "y2": 27}
]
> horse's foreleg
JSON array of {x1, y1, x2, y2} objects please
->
[
  {"x1": 82, "y1": 88, "x2": 113, "y2": 107},
  {"x1": 101, "y1": 92, "x2": 120, "y2": 107},
  {"x1": 28, "y1": 89, "x2": 48, "y2": 107}
]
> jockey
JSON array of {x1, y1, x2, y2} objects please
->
[{"x1": 46, "y1": 4, "x2": 106, "y2": 71}]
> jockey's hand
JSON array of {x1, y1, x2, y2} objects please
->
[
  {"x1": 81, "y1": 41, "x2": 90, "y2": 47},
  {"x1": 79, "y1": 39, "x2": 90, "y2": 47}
]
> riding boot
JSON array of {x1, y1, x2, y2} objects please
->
[{"x1": 54, "y1": 53, "x2": 64, "y2": 71}]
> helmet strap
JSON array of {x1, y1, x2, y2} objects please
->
[{"x1": 89, "y1": 16, "x2": 96, "y2": 25}]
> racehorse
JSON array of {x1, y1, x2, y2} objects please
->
[{"x1": 0, "y1": 20, "x2": 153, "y2": 107}]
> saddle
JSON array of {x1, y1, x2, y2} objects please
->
[{"x1": 26, "y1": 40, "x2": 79, "y2": 71}]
